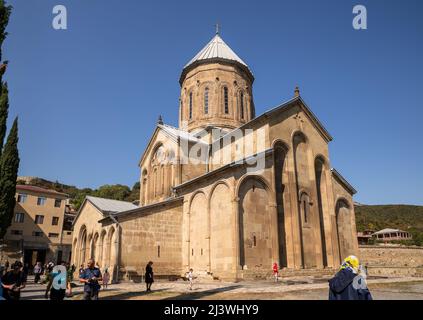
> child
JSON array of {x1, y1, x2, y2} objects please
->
[
  {"x1": 102, "y1": 268, "x2": 110, "y2": 290},
  {"x1": 272, "y1": 262, "x2": 279, "y2": 282},
  {"x1": 187, "y1": 268, "x2": 193, "y2": 291}
]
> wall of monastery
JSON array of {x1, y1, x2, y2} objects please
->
[
  {"x1": 359, "y1": 245, "x2": 423, "y2": 277},
  {"x1": 117, "y1": 199, "x2": 183, "y2": 281}
]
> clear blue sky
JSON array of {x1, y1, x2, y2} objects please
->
[{"x1": 3, "y1": 0, "x2": 423, "y2": 205}]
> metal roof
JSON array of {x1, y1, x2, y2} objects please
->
[
  {"x1": 184, "y1": 34, "x2": 248, "y2": 69},
  {"x1": 86, "y1": 196, "x2": 138, "y2": 214},
  {"x1": 373, "y1": 228, "x2": 407, "y2": 235}
]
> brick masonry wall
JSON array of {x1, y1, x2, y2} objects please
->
[
  {"x1": 359, "y1": 245, "x2": 423, "y2": 277},
  {"x1": 118, "y1": 201, "x2": 183, "y2": 281}
]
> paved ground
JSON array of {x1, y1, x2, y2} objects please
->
[{"x1": 19, "y1": 275, "x2": 423, "y2": 300}]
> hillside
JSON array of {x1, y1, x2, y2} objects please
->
[
  {"x1": 16, "y1": 177, "x2": 140, "y2": 210},
  {"x1": 355, "y1": 204, "x2": 423, "y2": 246}
]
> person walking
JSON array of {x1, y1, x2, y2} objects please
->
[
  {"x1": 44, "y1": 261, "x2": 71, "y2": 301},
  {"x1": 79, "y1": 259, "x2": 103, "y2": 300},
  {"x1": 145, "y1": 261, "x2": 154, "y2": 292},
  {"x1": 1, "y1": 261, "x2": 27, "y2": 301},
  {"x1": 272, "y1": 262, "x2": 279, "y2": 282},
  {"x1": 328, "y1": 255, "x2": 373, "y2": 300},
  {"x1": 187, "y1": 268, "x2": 194, "y2": 291},
  {"x1": 102, "y1": 268, "x2": 110, "y2": 290},
  {"x1": 33, "y1": 262, "x2": 43, "y2": 284}
]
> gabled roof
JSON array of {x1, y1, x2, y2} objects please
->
[
  {"x1": 72, "y1": 196, "x2": 138, "y2": 227},
  {"x1": 85, "y1": 196, "x2": 138, "y2": 214},
  {"x1": 331, "y1": 168, "x2": 357, "y2": 195},
  {"x1": 219, "y1": 96, "x2": 333, "y2": 143},
  {"x1": 138, "y1": 123, "x2": 207, "y2": 167},
  {"x1": 16, "y1": 185, "x2": 69, "y2": 198}
]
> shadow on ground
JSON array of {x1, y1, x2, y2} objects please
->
[{"x1": 162, "y1": 285, "x2": 243, "y2": 300}]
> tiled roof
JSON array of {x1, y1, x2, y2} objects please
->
[{"x1": 16, "y1": 185, "x2": 69, "y2": 197}]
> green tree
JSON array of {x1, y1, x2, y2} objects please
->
[
  {"x1": 0, "y1": 118, "x2": 19, "y2": 238},
  {"x1": 94, "y1": 184, "x2": 131, "y2": 201},
  {"x1": 0, "y1": 1, "x2": 18, "y2": 239}
]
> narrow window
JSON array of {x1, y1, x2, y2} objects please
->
[
  {"x1": 224, "y1": 87, "x2": 229, "y2": 114},
  {"x1": 37, "y1": 197, "x2": 46, "y2": 206},
  {"x1": 192, "y1": 248, "x2": 194, "y2": 256},
  {"x1": 204, "y1": 87, "x2": 209, "y2": 114},
  {"x1": 54, "y1": 199, "x2": 62, "y2": 208},
  {"x1": 35, "y1": 215, "x2": 44, "y2": 224},
  {"x1": 189, "y1": 92, "x2": 193, "y2": 119},
  {"x1": 240, "y1": 92, "x2": 244, "y2": 119},
  {"x1": 201, "y1": 248, "x2": 203, "y2": 255},
  {"x1": 52, "y1": 216, "x2": 59, "y2": 226},
  {"x1": 303, "y1": 200, "x2": 308, "y2": 223},
  {"x1": 158, "y1": 245, "x2": 161, "y2": 258},
  {"x1": 17, "y1": 194, "x2": 27, "y2": 204},
  {"x1": 253, "y1": 235, "x2": 257, "y2": 247},
  {"x1": 14, "y1": 213, "x2": 24, "y2": 223}
]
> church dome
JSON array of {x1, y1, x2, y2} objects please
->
[
  {"x1": 179, "y1": 32, "x2": 255, "y2": 132},
  {"x1": 179, "y1": 33, "x2": 254, "y2": 86}
]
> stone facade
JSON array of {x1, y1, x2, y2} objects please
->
[
  {"x1": 359, "y1": 245, "x2": 423, "y2": 277},
  {"x1": 71, "y1": 32, "x2": 359, "y2": 281}
]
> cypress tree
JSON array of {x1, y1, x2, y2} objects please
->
[
  {"x1": 0, "y1": 118, "x2": 19, "y2": 238},
  {"x1": 0, "y1": 0, "x2": 17, "y2": 239}
]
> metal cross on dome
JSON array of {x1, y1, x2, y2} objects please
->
[{"x1": 215, "y1": 23, "x2": 220, "y2": 35}]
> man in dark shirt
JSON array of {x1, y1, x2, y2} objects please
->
[
  {"x1": 79, "y1": 259, "x2": 102, "y2": 300},
  {"x1": 1, "y1": 261, "x2": 26, "y2": 301}
]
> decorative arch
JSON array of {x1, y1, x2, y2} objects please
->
[
  {"x1": 78, "y1": 225, "x2": 88, "y2": 268},
  {"x1": 237, "y1": 176, "x2": 273, "y2": 269},
  {"x1": 292, "y1": 131, "x2": 318, "y2": 268},
  {"x1": 91, "y1": 232, "x2": 99, "y2": 262},
  {"x1": 273, "y1": 141, "x2": 289, "y2": 267},
  {"x1": 235, "y1": 174, "x2": 273, "y2": 200},
  {"x1": 105, "y1": 227, "x2": 116, "y2": 269},
  {"x1": 209, "y1": 181, "x2": 233, "y2": 275},
  {"x1": 314, "y1": 154, "x2": 330, "y2": 267},
  {"x1": 335, "y1": 198, "x2": 354, "y2": 261},
  {"x1": 188, "y1": 191, "x2": 209, "y2": 272},
  {"x1": 271, "y1": 139, "x2": 290, "y2": 151},
  {"x1": 99, "y1": 229, "x2": 107, "y2": 267}
]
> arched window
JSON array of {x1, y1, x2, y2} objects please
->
[
  {"x1": 189, "y1": 92, "x2": 193, "y2": 119},
  {"x1": 204, "y1": 87, "x2": 209, "y2": 114},
  {"x1": 223, "y1": 87, "x2": 229, "y2": 114},
  {"x1": 240, "y1": 92, "x2": 244, "y2": 119}
]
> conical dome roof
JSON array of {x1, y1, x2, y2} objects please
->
[
  {"x1": 184, "y1": 34, "x2": 248, "y2": 68},
  {"x1": 180, "y1": 33, "x2": 253, "y2": 85}
]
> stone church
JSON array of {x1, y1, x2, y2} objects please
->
[{"x1": 72, "y1": 32, "x2": 359, "y2": 281}]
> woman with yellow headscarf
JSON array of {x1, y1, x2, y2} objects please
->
[{"x1": 328, "y1": 255, "x2": 373, "y2": 300}]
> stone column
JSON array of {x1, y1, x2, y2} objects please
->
[
  {"x1": 269, "y1": 202, "x2": 280, "y2": 266},
  {"x1": 232, "y1": 196, "x2": 240, "y2": 275}
]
